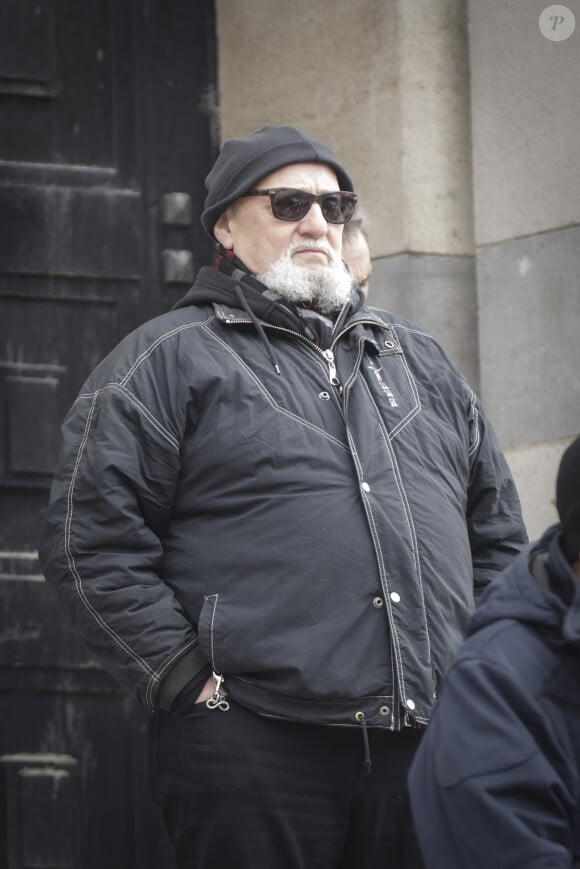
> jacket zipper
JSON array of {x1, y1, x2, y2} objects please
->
[
  {"x1": 321, "y1": 348, "x2": 340, "y2": 386},
  {"x1": 260, "y1": 323, "x2": 342, "y2": 388},
  {"x1": 223, "y1": 316, "x2": 343, "y2": 388},
  {"x1": 222, "y1": 314, "x2": 388, "y2": 389}
]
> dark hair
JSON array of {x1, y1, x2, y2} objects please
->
[{"x1": 556, "y1": 434, "x2": 580, "y2": 563}]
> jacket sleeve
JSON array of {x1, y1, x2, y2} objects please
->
[
  {"x1": 466, "y1": 392, "x2": 528, "y2": 599},
  {"x1": 38, "y1": 381, "x2": 209, "y2": 710},
  {"x1": 408, "y1": 656, "x2": 575, "y2": 869}
]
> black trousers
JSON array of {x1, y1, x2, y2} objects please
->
[{"x1": 149, "y1": 700, "x2": 425, "y2": 869}]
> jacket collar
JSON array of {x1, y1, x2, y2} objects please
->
[{"x1": 176, "y1": 264, "x2": 395, "y2": 350}]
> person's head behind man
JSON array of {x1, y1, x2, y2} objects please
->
[
  {"x1": 342, "y1": 208, "x2": 372, "y2": 298},
  {"x1": 201, "y1": 125, "x2": 358, "y2": 315},
  {"x1": 556, "y1": 434, "x2": 580, "y2": 577}
]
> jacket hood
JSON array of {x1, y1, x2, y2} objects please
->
[{"x1": 468, "y1": 523, "x2": 580, "y2": 645}]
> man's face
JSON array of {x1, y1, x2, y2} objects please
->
[
  {"x1": 343, "y1": 230, "x2": 372, "y2": 297},
  {"x1": 213, "y1": 162, "x2": 344, "y2": 275}
]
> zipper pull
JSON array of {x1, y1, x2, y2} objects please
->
[
  {"x1": 322, "y1": 349, "x2": 341, "y2": 387},
  {"x1": 205, "y1": 671, "x2": 230, "y2": 711}
]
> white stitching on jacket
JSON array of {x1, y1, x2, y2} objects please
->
[
  {"x1": 357, "y1": 352, "x2": 421, "y2": 439},
  {"x1": 202, "y1": 324, "x2": 351, "y2": 452},
  {"x1": 76, "y1": 383, "x2": 180, "y2": 451},
  {"x1": 120, "y1": 317, "x2": 215, "y2": 386},
  {"x1": 468, "y1": 390, "x2": 481, "y2": 457},
  {"x1": 207, "y1": 593, "x2": 219, "y2": 671},
  {"x1": 348, "y1": 339, "x2": 432, "y2": 711},
  {"x1": 145, "y1": 636, "x2": 199, "y2": 708},
  {"x1": 366, "y1": 379, "x2": 432, "y2": 658},
  {"x1": 64, "y1": 393, "x2": 156, "y2": 678}
]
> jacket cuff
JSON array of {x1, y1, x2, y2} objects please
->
[
  {"x1": 170, "y1": 668, "x2": 212, "y2": 714},
  {"x1": 156, "y1": 644, "x2": 210, "y2": 711}
]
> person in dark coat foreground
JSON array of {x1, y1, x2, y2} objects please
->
[
  {"x1": 39, "y1": 125, "x2": 527, "y2": 869},
  {"x1": 409, "y1": 434, "x2": 580, "y2": 869}
]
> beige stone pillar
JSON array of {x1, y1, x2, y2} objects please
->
[{"x1": 468, "y1": 0, "x2": 580, "y2": 536}]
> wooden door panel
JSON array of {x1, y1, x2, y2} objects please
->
[
  {"x1": 0, "y1": 0, "x2": 142, "y2": 519},
  {"x1": 0, "y1": 186, "x2": 142, "y2": 278},
  {"x1": 1, "y1": 0, "x2": 57, "y2": 94},
  {"x1": 1, "y1": 288, "x2": 133, "y2": 494},
  {"x1": 1, "y1": 1, "x2": 216, "y2": 865},
  {"x1": 0, "y1": 0, "x2": 133, "y2": 173}
]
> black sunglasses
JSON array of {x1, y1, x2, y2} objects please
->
[{"x1": 244, "y1": 188, "x2": 358, "y2": 224}]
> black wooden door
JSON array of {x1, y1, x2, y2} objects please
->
[{"x1": 0, "y1": 2, "x2": 216, "y2": 866}]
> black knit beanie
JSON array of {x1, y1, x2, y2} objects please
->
[
  {"x1": 201, "y1": 125, "x2": 355, "y2": 238},
  {"x1": 556, "y1": 434, "x2": 580, "y2": 563}
]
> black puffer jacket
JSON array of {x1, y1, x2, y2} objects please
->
[{"x1": 38, "y1": 265, "x2": 527, "y2": 728}]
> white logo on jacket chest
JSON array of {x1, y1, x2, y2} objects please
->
[{"x1": 368, "y1": 363, "x2": 398, "y2": 407}]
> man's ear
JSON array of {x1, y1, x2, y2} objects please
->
[{"x1": 214, "y1": 211, "x2": 234, "y2": 249}]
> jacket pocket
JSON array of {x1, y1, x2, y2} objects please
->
[{"x1": 197, "y1": 593, "x2": 220, "y2": 672}]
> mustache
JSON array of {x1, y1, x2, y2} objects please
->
[{"x1": 286, "y1": 240, "x2": 337, "y2": 262}]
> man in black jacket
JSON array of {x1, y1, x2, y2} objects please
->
[
  {"x1": 39, "y1": 125, "x2": 527, "y2": 869},
  {"x1": 409, "y1": 435, "x2": 580, "y2": 868}
]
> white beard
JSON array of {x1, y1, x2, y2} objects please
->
[{"x1": 257, "y1": 241, "x2": 354, "y2": 315}]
